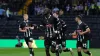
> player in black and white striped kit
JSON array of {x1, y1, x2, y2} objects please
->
[
  {"x1": 59, "y1": 19, "x2": 74, "y2": 56},
  {"x1": 40, "y1": 8, "x2": 57, "y2": 56},
  {"x1": 19, "y1": 14, "x2": 34, "y2": 56},
  {"x1": 52, "y1": 9, "x2": 74, "y2": 56},
  {"x1": 71, "y1": 15, "x2": 92, "y2": 56}
]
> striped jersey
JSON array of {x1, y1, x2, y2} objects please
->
[
  {"x1": 76, "y1": 22, "x2": 90, "y2": 42},
  {"x1": 19, "y1": 20, "x2": 33, "y2": 37}
]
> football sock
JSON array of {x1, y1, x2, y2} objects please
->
[
  {"x1": 45, "y1": 48, "x2": 50, "y2": 56},
  {"x1": 85, "y1": 51, "x2": 91, "y2": 55},
  {"x1": 78, "y1": 52, "x2": 82, "y2": 56},
  {"x1": 29, "y1": 48, "x2": 34, "y2": 56},
  {"x1": 63, "y1": 48, "x2": 70, "y2": 52},
  {"x1": 45, "y1": 45, "x2": 50, "y2": 56}
]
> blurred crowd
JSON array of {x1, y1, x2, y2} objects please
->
[
  {"x1": 1, "y1": 0, "x2": 100, "y2": 17},
  {"x1": 0, "y1": 0, "x2": 26, "y2": 19},
  {"x1": 29, "y1": 0, "x2": 100, "y2": 15}
]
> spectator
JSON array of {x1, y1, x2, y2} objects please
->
[
  {"x1": 97, "y1": 2, "x2": 100, "y2": 15},
  {"x1": 6, "y1": 8, "x2": 11, "y2": 18},
  {"x1": 84, "y1": 3, "x2": 88, "y2": 15},
  {"x1": 2, "y1": 1, "x2": 7, "y2": 5},
  {"x1": 0, "y1": 8, "x2": 5, "y2": 19},
  {"x1": 89, "y1": 3, "x2": 97, "y2": 15},
  {"x1": 39, "y1": 5, "x2": 45, "y2": 15},
  {"x1": 34, "y1": 5, "x2": 39, "y2": 15},
  {"x1": 78, "y1": 4, "x2": 84, "y2": 14},
  {"x1": 73, "y1": 5, "x2": 78, "y2": 15},
  {"x1": 1, "y1": 1, "x2": 7, "y2": 9},
  {"x1": 66, "y1": 4, "x2": 71, "y2": 15},
  {"x1": 0, "y1": 2, "x2": 2, "y2": 7},
  {"x1": 51, "y1": 0, "x2": 59, "y2": 8},
  {"x1": 34, "y1": 4, "x2": 45, "y2": 15}
]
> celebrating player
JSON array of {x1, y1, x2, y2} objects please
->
[
  {"x1": 40, "y1": 8, "x2": 65, "y2": 56},
  {"x1": 71, "y1": 15, "x2": 92, "y2": 56},
  {"x1": 40, "y1": 8, "x2": 56, "y2": 56},
  {"x1": 19, "y1": 14, "x2": 34, "y2": 56},
  {"x1": 52, "y1": 9, "x2": 73, "y2": 56},
  {"x1": 59, "y1": 19, "x2": 74, "y2": 56}
]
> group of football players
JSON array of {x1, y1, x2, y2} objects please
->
[{"x1": 19, "y1": 8, "x2": 92, "y2": 56}]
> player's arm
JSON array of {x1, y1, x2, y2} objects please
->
[
  {"x1": 19, "y1": 28, "x2": 27, "y2": 32},
  {"x1": 62, "y1": 20, "x2": 67, "y2": 32},
  {"x1": 29, "y1": 25, "x2": 34, "y2": 30},
  {"x1": 19, "y1": 23, "x2": 27, "y2": 32},
  {"x1": 28, "y1": 22, "x2": 34, "y2": 30},
  {"x1": 79, "y1": 24, "x2": 90, "y2": 35},
  {"x1": 71, "y1": 31, "x2": 77, "y2": 36},
  {"x1": 81, "y1": 27, "x2": 90, "y2": 35},
  {"x1": 37, "y1": 18, "x2": 46, "y2": 30}
]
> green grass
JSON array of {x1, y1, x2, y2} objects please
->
[{"x1": 0, "y1": 48, "x2": 100, "y2": 56}]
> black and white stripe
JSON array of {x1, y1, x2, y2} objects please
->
[{"x1": 24, "y1": 21, "x2": 32, "y2": 37}]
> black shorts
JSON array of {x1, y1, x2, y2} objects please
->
[
  {"x1": 77, "y1": 41, "x2": 87, "y2": 49},
  {"x1": 44, "y1": 38, "x2": 52, "y2": 47},
  {"x1": 44, "y1": 38, "x2": 57, "y2": 49},
  {"x1": 56, "y1": 39, "x2": 66, "y2": 48},
  {"x1": 24, "y1": 37, "x2": 33, "y2": 46},
  {"x1": 61, "y1": 40, "x2": 66, "y2": 48}
]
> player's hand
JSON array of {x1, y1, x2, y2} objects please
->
[
  {"x1": 46, "y1": 24, "x2": 52, "y2": 28},
  {"x1": 29, "y1": 26, "x2": 34, "y2": 30},
  {"x1": 79, "y1": 32, "x2": 84, "y2": 35},
  {"x1": 69, "y1": 33, "x2": 72, "y2": 36},
  {"x1": 25, "y1": 27, "x2": 29, "y2": 29},
  {"x1": 53, "y1": 13, "x2": 58, "y2": 18},
  {"x1": 46, "y1": 25, "x2": 49, "y2": 27}
]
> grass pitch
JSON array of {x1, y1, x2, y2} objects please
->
[{"x1": 0, "y1": 48, "x2": 100, "y2": 56}]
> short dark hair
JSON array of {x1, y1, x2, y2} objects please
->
[
  {"x1": 43, "y1": 8, "x2": 51, "y2": 15},
  {"x1": 76, "y1": 15, "x2": 82, "y2": 20}
]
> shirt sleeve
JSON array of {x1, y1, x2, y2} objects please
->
[
  {"x1": 29, "y1": 21, "x2": 33, "y2": 27},
  {"x1": 84, "y1": 23, "x2": 89, "y2": 29},
  {"x1": 19, "y1": 22, "x2": 25, "y2": 29},
  {"x1": 41, "y1": 17, "x2": 46, "y2": 26},
  {"x1": 61, "y1": 20, "x2": 67, "y2": 32}
]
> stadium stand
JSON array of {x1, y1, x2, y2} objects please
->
[{"x1": 0, "y1": 0, "x2": 26, "y2": 13}]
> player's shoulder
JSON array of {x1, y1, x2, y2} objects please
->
[
  {"x1": 51, "y1": 15, "x2": 56, "y2": 19},
  {"x1": 28, "y1": 20, "x2": 32, "y2": 23},
  {"x1": 19, "y1": 21, "x2": 25, "y2": 25},
  {"x1": 81, "y1": 22, "x2": 87, "y2": 26},
  {"x1": 60, "y1": 19, "x2": 66, "y2": 24},
  {"x1": 19, "y1": 21, "x2": 25, "y2": 28},
  {"x1": 81, "y1": 22, "x2": 89, "y2": 28},
  {"x1": 59, "y1": 19, "x2": 63, "y2": 21}
]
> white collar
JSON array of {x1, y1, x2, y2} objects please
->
[
  {"x1": 45, "y1": 15, "x2": 51, "y2": 19},
  {"x1": 78, "y1": 21, "x2": 82, "y2": 25},
  {"x1": 48, "y1": 15, "x2": 51, "y2": 19},
  {"x1": 24, "y1": 20, "x2": 29, "y2": 22}
]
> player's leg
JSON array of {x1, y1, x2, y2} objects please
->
[
  {"x1": 28, "y1": 42, "x2": 34, "y2": 56},
  {"x1": 83, "y1": 49, "x2": 92, "y2": 56},
  {"x1": 55, "y1": 40, "x2": 62, "y2": 56},
  {"x1": 44, "y1": 39, "x2": 51, "y2": 56},
  {"x1": 51, "y1": 46, "x2": 56, "y2": 53},
  {"x1": 25, "y1": 37, "x2": 34, "y2": 56},
  {"x1": 62, "y1": 40, "x2": 71, "y2": 52},
  {"x1": 77, "y1": 41, "x2": 82, "y2": 56},
  {"x1": 55, "y1": 44, "x2": 60, "y2": 56},
  {"x1": 51, "y1": 41, "x2": 56, "y2": 53},
  {"x1": 82, "y1": 42, "x2": 92, "y2": 56},
  {"x1": 61, "y1": 40, "x2": 74, "y2": 56}
]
